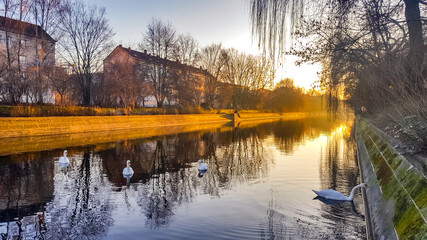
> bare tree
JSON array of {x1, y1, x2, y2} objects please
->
[
  {"x1": 46, "y1": 65, "x2": 71, "y2": 105},
  {"x1": 221, "y1": 48, "x2": 255, "y2": 108},
  {"x1": 249, "y1": 0, "x2": 425, "y2": 91},
  {"x1": 172, "y1": 33, "x2": 199, "y2": 65},
  {"x1": 198, "y1": 43, "x2": 227, "y2": 107},
  {"x1": 0, "y1": 66, "x2": 29, "y2": 104},
  {"x1": 250, "y1": 54, "x2": 274, "y2": 91},
  {"x1": 169, "y1": 33, "x2": 202, "y2": 106},
  {"x1": 141, "y1": 18, "x2": 176, "y2": 59},
  {"x1": 140, "y1": 18, "x2": 176, "y2": 107},
  {"x1": 169, "y1": 65, "x2": 204, "y2": 107},
  {"x1": 30, "y1": 0, "x2": 61, "y2": 104},
  {"x1": 101, "y1": 62, "x2": 151, "y2": 108},
  {"x1": 57, "y1": 0, "x2": 114, "y2": 106}
]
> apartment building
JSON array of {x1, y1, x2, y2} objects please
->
[
  {"x1": 103, "y1": 45, "x2": 212, "y2": 107},
  {"x1": 0, "y1": 16, "x2": 56, "y2": 103},
  {"x1": 0, "y1": 16, "x2": 55, "y2": 69}
]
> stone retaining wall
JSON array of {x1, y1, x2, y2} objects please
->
[
  {"x1": 0, "y1": 112, "x2": 315, "y2": 156},
  {"x1": 356, "y1": 117, "x2": 427, "y2": 239},
  {"x1": 0, "y1": 122, "x2": 231, "y2": 157},
  {"x1": 0, "y1": 112, "x2": 313, "y2": 139},
  {"x1": 0, "y1": 114, "x2": 230, "y2": 138}
]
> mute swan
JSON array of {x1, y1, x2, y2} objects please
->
[
  {"x1": 197, "y1": 160, "x2": 207, "y2": 171},
  {"x1": 59, "y1": 150, "x2": 69, "y2": 164},
  {"x1": 123, "y1": 160, "x2": 134, "y2": 177},
  {"x1": 59, "y1": 162, "x2": 69, "y2": 169},
  {"x1": 312, "y1": 183, "x2": 368, "y2": 201}
]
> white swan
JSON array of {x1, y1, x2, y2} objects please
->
[
  {"x1": 123, "y1": 160, "x2": 134, "y2": 177},
  {"x1": 59, "y1": 162, "x2": 69, "y2": 169},
  {"x1": 197, "y1": 159, "x2": 207, "y2": 171},
  {"x1": 312, "y1": 183, "x2": 368, "y2": 201},
  {"x1": 58, "y1": 150, "x2": 69, "y2": 164}
]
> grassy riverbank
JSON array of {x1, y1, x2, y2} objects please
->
[{"x1": 0, "y1": 105, "x2": 253, "y2": 117}]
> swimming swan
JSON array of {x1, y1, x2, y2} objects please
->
[
  {"x1": 312, "y1": 183, "x2": 368, "y2": 201},
  {"x1": 123, "y1": 160, "x2": 134, "y2": 177},
  {"x1": 197, "y1": 160, "x2": 207, "y2": 171},
  {"x1": 59, "y1": 150, "x2": 69, "y2": 164}
]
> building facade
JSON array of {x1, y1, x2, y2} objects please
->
[
  {"x1": 0, "y1": 16, "x2": 55, "y2": 69},
  {"x1": 103, "y1": 45, "x2": 212, "y2": 107},
  {"x1": 0, "y1": 16, "x2": 56, "y2": 104}
]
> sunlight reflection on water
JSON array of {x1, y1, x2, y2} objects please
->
[{"x1": 0, "y1": 116, "x2": 366, "y2": 239}]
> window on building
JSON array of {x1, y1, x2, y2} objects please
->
[
  {"x1": 19, "y1": 55, "x2": 26, "y2": 65},
  {"x1": 6, "y1": 36, "x2": 12, "y2": 45},
  {"x1": 21, "y1": 39, "x2": 26, "y2": 46}
]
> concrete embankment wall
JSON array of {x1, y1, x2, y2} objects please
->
[
  {"x1": 0, "y1": 112, "x2": 313, "y2": 156},
  {"x1": 0, "y1": 114, "x2": 230, "y2": 138},
  {"x1": 0, "y1": 112, "x2": 312, "y2": 139},
  {"x1": 356, "y1": 117, "x2": 427, "y2": 239},
  {"x1": 0, "y1": 122, "x2": 230, "y2": 157}
]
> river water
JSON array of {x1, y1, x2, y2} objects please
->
[{"x1": 0, "y1": 116, "x2": 366, "y2": 239}]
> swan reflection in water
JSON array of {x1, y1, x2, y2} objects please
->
[
  {"x1": 59, "y1": 162, "x2": 69, "y2": 176},
  {"x1": 198, "y1": 170, "x2": 207, "y2": 178},
  {"x1": 312, "y1": 196, "x2": 365, "y2": 218},
  {"x1": 124, "y1": 175, "x2": 132, "y2": 187},
  {"x1": 313, "y1": 196, "x2": 348, "y2": 205}
]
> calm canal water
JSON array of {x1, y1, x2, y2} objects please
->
[{"x1": 0, "y1": 116, "x2": 366, "y2": 239}]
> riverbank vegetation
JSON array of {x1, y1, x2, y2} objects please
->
[
  {"x1": 0, "y1": 75, "x2": 327, "y2": 117},
  {"x1": 250, "y1": 0, "x2": 426, "y2": 154},
  {"x1": 0, "y1": 105, "x2": 231, "y2": 117},
  {"x1": 0, "y1": 82, "x2": 324, "y2": 117}
]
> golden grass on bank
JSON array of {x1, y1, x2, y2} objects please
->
[{"x1": 0, "y1": 105, "x2": 244, "y2": 117}]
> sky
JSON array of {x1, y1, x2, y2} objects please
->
[{"x1": 86, "y1": 0, "x2": 321, "y2": 90}]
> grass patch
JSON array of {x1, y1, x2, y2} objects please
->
[{"x1": 0, "y1": 105, "x2": 245, "y2": 117}]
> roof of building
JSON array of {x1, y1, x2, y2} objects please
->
[
  {"x1": 108, "y1": 45, "x2": 209, "y2": 75},
  {"x1": 0, "y1": 16, "x2": 55, "y2": 42}
]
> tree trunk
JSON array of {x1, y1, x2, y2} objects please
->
[
  {"x1": 157, "y1": 99, "x2": 163, "y2": 107},
  {"x1": 403, "y1": 0, "x2": 425, "y2": 89},
  {"x1": 83, "y1": 78, "x2": 91, "y2": 106},
  {"x1": 37, "y1": 76, "x2": 44, "y2": 105}
]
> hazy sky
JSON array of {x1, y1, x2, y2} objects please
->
[{"x1": 86, "y1": 0, "x2": 320, "y2": 89}]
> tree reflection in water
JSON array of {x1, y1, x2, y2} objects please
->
[
  {"x1": 0, "y1": 117, "x2": 365, "y2": 239},
  {"x1": 44, "y1": 151, "x2": 114, "y2": 240},
  {"x1": 260, "y1": 190, "x2": 289, "y2": 239},
  {"x1": 96, "y1": 126, "x2": 272, "y2": 230},
  {"x1": 315, "y1": 123, "x2": 366, "y2": 239}
]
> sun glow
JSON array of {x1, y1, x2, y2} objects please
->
[{"x1": 275, "y1": 55, "x2": 322, "y2": 90}]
